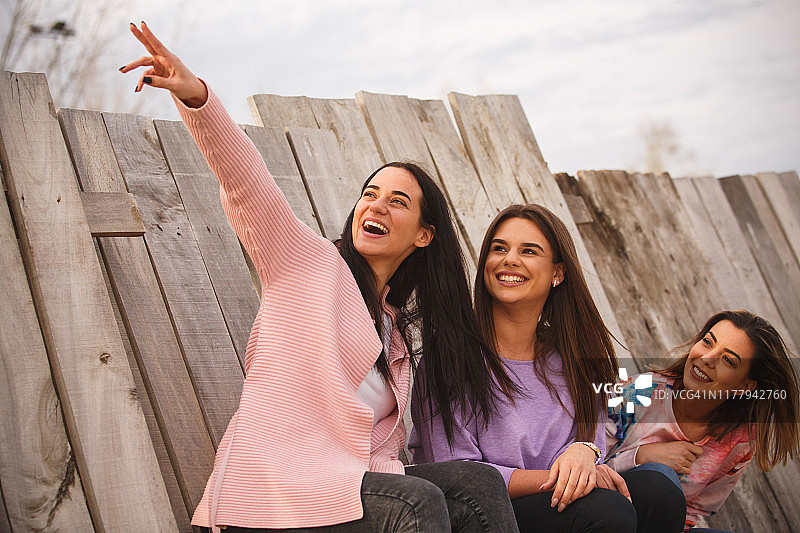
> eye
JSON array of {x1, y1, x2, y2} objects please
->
[
  {"x1": 391, "y1": 197, "x2": 408, "y2": 207},
  {"x1": 723, "y1": 355, "x2": 735, "y2": 366},
  {"x1": 702, "y1": 337, "x2": 712, "y2": 347},
  {"x1": 363, "y1": 190, "x2": 377, "y2": 199},
  {"x1": 521, "y1": 248, "x2": 537, "y2": 255},
  {"x1": 490, "y1": 244, "x2": 507, "y2": 253}
]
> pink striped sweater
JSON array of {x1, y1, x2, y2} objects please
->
[{"x1": 176, "y1": 89, "x2": 411, "y2": 529}]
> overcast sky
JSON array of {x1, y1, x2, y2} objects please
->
[{"x1": 10, "y1": 0, "x2": 800, "y2": 178}]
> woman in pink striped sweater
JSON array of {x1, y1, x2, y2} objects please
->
[{"x1": 123, "y1": 22, "x2": 519, "y2": 533}]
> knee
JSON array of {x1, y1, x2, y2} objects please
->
[{"x1": 584, "y1": 490, "x2": 637, "y2": 533}]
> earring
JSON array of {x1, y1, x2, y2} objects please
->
[{"x1": 552, "y1": 280, "x2": 559, "y2": 287}]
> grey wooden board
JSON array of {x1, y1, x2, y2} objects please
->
[
  {"x1": 758, "y1": 171, "x2": 800, "y2": 266},
  {"x1": 286, "y1": 127, "x2": 359, "y2": 239},
  {"x1": 711, "y1": 466, "x2": 791, "y2": 533},
  {"x1": 0, "y1": 170, "x2": 94, "y2": 532},
  {"x1": 81, "y1": 191, "x2": 144, "y2": 236},
  {"x1": 709, "y1": 489, "x2": 758, "y2": 533},
  {"x1": 59, "y1": 108, "x2": 215, "y2": 517},
  {"x1": 410, "y1": 98, "x2": 495, "y2": 262},
  {"x1": 307, "y1": 98, "x2": 384, "y2": 188},
  {"x1": 449, "y1": 93, "x2": 623, "y2": 347},
  {"x1": 0, "y1": 71, "x2": 176, "y2": 531},
  {"x1": 243, "y1": 124, "x2": 322, "y2": 236},
  {"x1": 248, "y1": 93, "x2": 317, "y2": 129},
  {"x1": 760, "y1": 458, "x2": 800, "y2": 533},
  {"x1": 632, "y1": 172, "x2": 720, "y2": 326},
  {"x1": 156, "y1": 119, "x2": 260, "y2": 366},
  {"x1": 102, "y1": 111, "x2": 243, "y2": 446},
  {"x1": 448, "y1": 92, "x2": 526, "y2": 210},
  {"x1": 720, "y1": 174, "x2": 800, "y2": 350},
  {"x1": 355, "y1": 91, "x2": 476, "y2": 274},
  {"x1": 97, "y1": 241, "x2": 192, "y2": 532},
  {"x1": 687, "y1": 176, "x2": 789, "y2": 342},
  {"x1": 0, "y1": 488, "x2": 10, "y2": 533},
  {"x1": 570, "y1": 170, "x2": 698, "y2": 359}
]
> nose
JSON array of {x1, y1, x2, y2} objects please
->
[
  {"x1": 369, "y1": 195, "x2": 389, "y2": 215},
  {"x1": 502, "y1": 249, "x2": 521, "y2": 267},
  {"x1": 699, "y1": 348, "x2": 721, "y2": 366}
]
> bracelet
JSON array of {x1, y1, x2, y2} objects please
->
[{"x1": 576, "y1": 441, "x2": 603, "y2": 465}]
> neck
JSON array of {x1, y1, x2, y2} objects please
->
[
  {"x1": 672, "y1": 386, "x2": 724, "y2": 425},
  {"x1": 492, "y1": 300, "x2": 543, "y2": 361}
]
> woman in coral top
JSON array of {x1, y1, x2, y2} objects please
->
[
  {"x1": 122, "y1": 22, "x2": 519, "y2": 533},
  {"x1": 606, "y1": 310, "x2": 800, "y2": 532}
]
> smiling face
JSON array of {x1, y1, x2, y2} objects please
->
[
  {"x1": 351, "y1": 166, "x2": 434, "y2": 283},
  {"x1": 482, "y1": 217, "x2": 564, "y2": 310},
  {"x1": 683, "y1": 319, "x2": 757, "y2": 395}
]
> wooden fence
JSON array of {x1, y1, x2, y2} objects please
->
[{"x1": 0, "y1": 70, "x2": 797, "y2": 532}]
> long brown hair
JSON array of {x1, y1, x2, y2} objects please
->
[
  {"x1": 474, "y1": 204, "x2": 618, "y2": 441},
  {"x1": 659, "y1": 310, "x2": 799, "y2": 470}
]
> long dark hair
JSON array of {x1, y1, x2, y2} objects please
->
[
  {"x1": 659, "y1": 310, "x2": 799, "y2": 470},
  {"x1": 340, "y1": 161, "x2": 517, "y2": 443},
  {"x1": 473, "y1": 204, "x2": 618, "y2": 441}
]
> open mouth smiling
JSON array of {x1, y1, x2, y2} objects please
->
[
  {"x1": 691, "y1": 364, "x2": 713, "y2": 383},
  {"x1": 496, "y1": 273, "x2": 528, "y2": 286},
  {"x1": 362, "y1": 219, "x2": 389, "y2": 236}
]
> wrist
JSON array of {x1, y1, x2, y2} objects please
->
[{"x1": 574, "y1": 441, "x2": 603, "y2": 465}]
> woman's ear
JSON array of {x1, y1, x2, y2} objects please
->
[
  {"x1": 415, "y1": 225, "x2": 435, "y2": 248},
  {"x1": 553, "y1": 262, "x2": 565, "y2": 286}
]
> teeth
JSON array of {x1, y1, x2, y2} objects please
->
[
  {"x1": 693, "y1": 366, "x2": 712, "y2": 382},
  {"x1": 363, "y1": 220, "x2": 388, "y2": 235},
  {"x1": 498, "y1": 274, "x2": 526, "y2": 283}
]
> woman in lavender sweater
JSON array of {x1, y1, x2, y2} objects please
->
[{"x1": 410, "y1": 204, "x2": 686, "y2": 532}]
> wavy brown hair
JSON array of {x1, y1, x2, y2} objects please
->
[
  {"x1": 659, "y1": 310, "x2": 799, "y2": 470},
  {"x1": 473, "y1": 204, "x2": 618, "y2": 441}
]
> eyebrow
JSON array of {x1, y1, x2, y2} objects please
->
[
  {"x1": 707, "y1": 331, "x2": 742, "y2": 362},
  {"x1": 364, "y1": 184, "x2": 412, "y2": 202},
  {"x1": 490, "y1": 238, "x2": 544, "y2": 252}
]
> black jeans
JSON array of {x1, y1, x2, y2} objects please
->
[
  {"x1": 221, "y1": 460, "x2": 518, "y2": 533},
  {"x1": 511, "y1": 469, "x2": 686, "y2": 533}
]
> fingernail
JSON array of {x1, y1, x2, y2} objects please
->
[
  {"x1": 551, "y1": 497, "x2": 558, "y2": 508},
  {"x1": 143, "y1": 77, "x2": 152, "y2": 84},
  {"x1": 558, "y1": 503, "x2": 566, "y2": 512},
  {"x1": 130, "y1": 22, "x2": 135, "y2": 27},
  {"x1": 119, "y1": 65, "x2": 126, "y2": 71},
  {"x1": 141, "y1": 21, "x2": 147, "y2": 26}
]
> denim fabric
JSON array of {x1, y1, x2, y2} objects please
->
[
  {"x1": 406, "y1": 461, "x2": 520, "y2": 533},
  {"x1": 630, "y1": 462, "x2": 683, "y2": 490},
  {"x1": 223, "y1": 471, "x2": 449, "y2": 532}
]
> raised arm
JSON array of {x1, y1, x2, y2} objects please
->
[{"x1": 121, "y1": 23, "x2": 324, "y2": 285}]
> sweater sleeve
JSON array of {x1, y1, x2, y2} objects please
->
[
  {"x1": 685, "y1": 443, "x2": 752, "y2": 525},
  {"x1": 173, "y1": 85, "x2": 326, "y2": 286}
]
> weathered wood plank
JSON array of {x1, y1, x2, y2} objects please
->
[
  {"x1": 719, "y1": 174, "x2": 800, "y2": 350},
  {"x1": 760, "y1": 459, "x2": 800, "y2": 533},
  {"x1": 248, "y1": 93, "x2": 317, "y2": 129},
  {"x1": 155, "y1": 119, "x2": 260, "y2": 365},
  {"x1": 687, "y1": 176, "x2": 789, "y2": 339},
  {"x1": 286, "y1": 127, "x2": 359, "y2": 239},
  {"x1": 102, "y1": 111, "x2": 243, "y2": 446},
  {"x1": 450, "y1": 93, "x2": 623, "y2": 346},
  {"x1": 0, "y1": 167, "x2": 94, "y2": 532},
  {"x1": 81, "y1": 192, "x2": 144, "y2": 237},
  {"x1": 710, "y1": 467, "x2": 791, "y2": 532},
  {"x1": 59, "y1": 107, "x2": 215, "y2": 521},
  {"x1": 307, "y1": 98, "x2": 383, "y2": 187},
  {"x1": 757, "y1": 171, "x2": 800, "y2": 266},
  {"x1": 0, "y1": 71, "x2": 175, "y2": 531},
  {"x1": 410, "y1": 98, "x2": 495, "y2": 260}
]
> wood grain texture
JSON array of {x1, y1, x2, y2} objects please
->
[
  {"x1": 102, "y1": 110, "x2": 243, "y2": 446},
  {"x1": 59, "y1": 107, "x2": 215, "y2": 521},
  {"x1": 449, "y1": 93, "x2": 622, "y2": 346},
  {"x1": 757, "y1": 171, "x2": 800, "y2": 266},
  {"x1": 243, "y1": 124, "x2": 323, "y2": 236},
  {"x1": 410, "y1": 98, "x2": 495, "y2": 261},
  {"x1": 248, "y1": 94, "x2": 317, "y2": 129},
  {"x1": 307, "y1": 97, "x2": 383, "y2": 187},
  {"x1": 156, "y1": 119, "x2": 260, "y2": 365},
  {"x1": 286, "y1": 127, "x2": 359, "y2": 239},
  {"x1": 0, "y1": 488, "x2": 10, "y2": 533},
  {"x1": 81, "y1": 192, "x2": 144, "y2": 236},
  {"x1": 0, "y1": 168, "x2": 94, "y2": 532},
  {"x1": 709, "y1": 467, "x2": 791, "y2": 532},
  {"x1": 0, "y1": 71, "x2": 175, "y2": 531},
  {"x1": 687, "y1": 176, "x2": 789, "y2": 340},
  {"x1": 720, "y1": 174, "x2": 800, "y2": 350}
]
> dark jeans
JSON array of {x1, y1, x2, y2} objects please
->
[
  {"x1": 511, "y1": 468, "x2": 686, "y2": 533},
  {"x1": 221, "y1": 460, "x2": 518, "y2": 533}
]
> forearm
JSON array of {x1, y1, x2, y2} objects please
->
[{"x1": 508, "y1": 469, "x2": 551, "y2": 499}]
